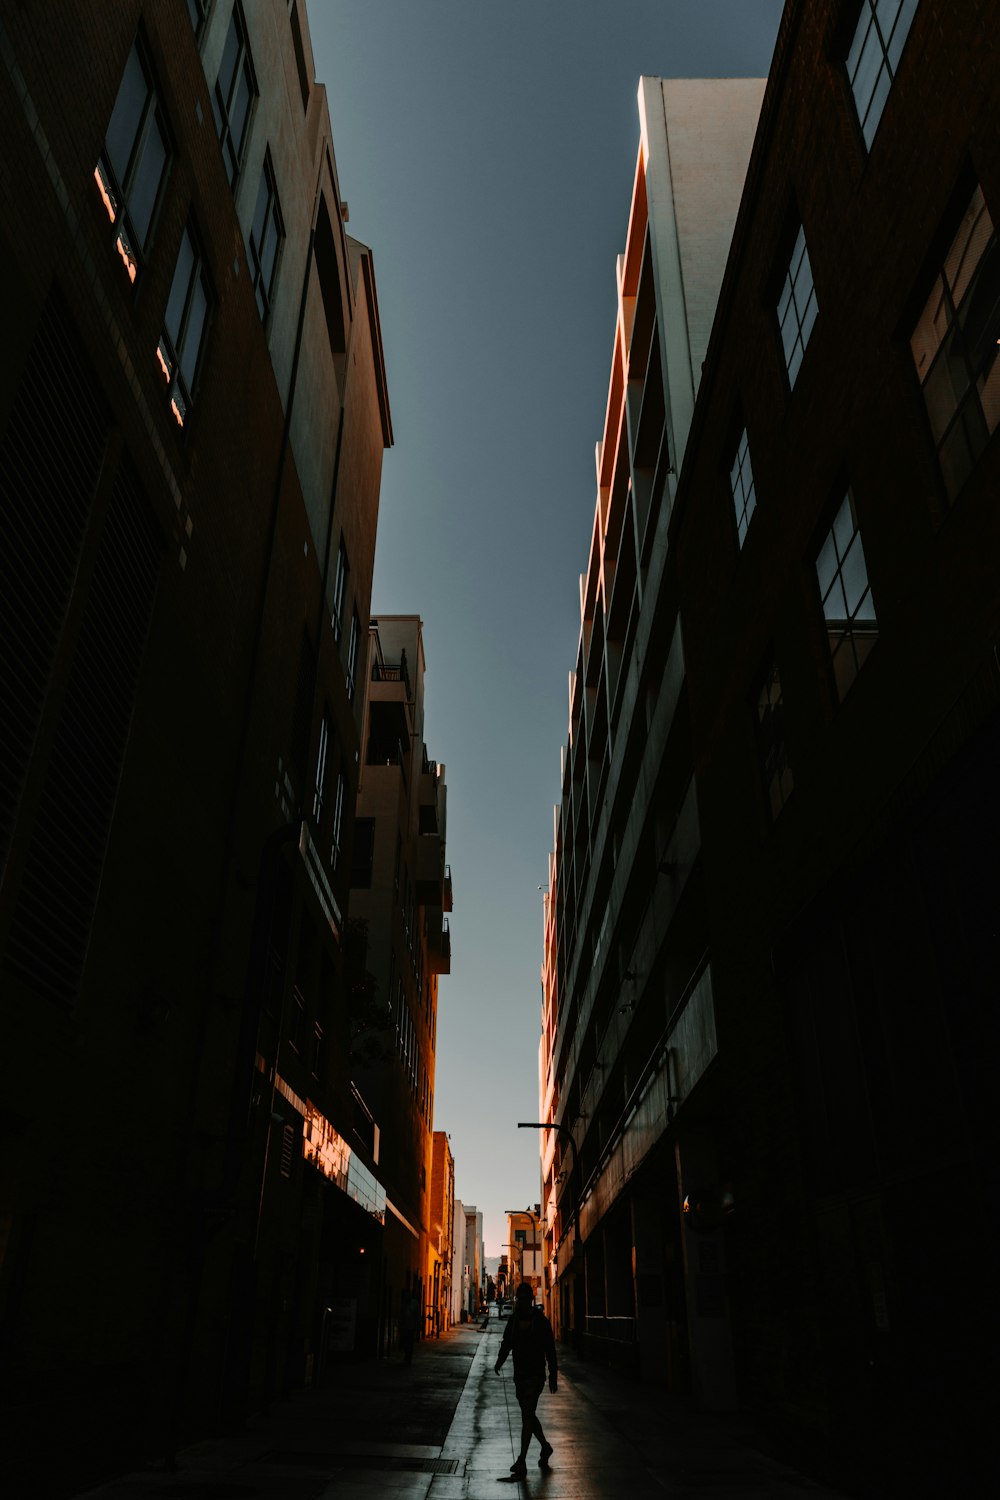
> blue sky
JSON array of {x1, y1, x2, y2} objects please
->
[{"x1": 305, "y1": 0, "x2": 785, "y2": 1260}]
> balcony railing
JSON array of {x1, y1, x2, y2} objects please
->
[{"x1": 371, "y1": 657, "x2": 411, "y2": 694}]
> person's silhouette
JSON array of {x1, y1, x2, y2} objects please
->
[{"x1": 494, "y1": 1283, "x2": 557, "y2": 1477}]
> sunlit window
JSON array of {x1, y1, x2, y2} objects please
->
[
  {"x1": 729, "y1": 427, "x2": 757, "y2": 547},
  {"x1": 94, "y1": 37, "x2": 169, "y2": 283},
  {"x1": 777, "y1": 223, "x2": 818, "y2": 386},
  {"x1": 910, "y1": 184, "x2": 1000, "y2": 499},
  {"x1": 248, "y1": 150, "x2": 285, "y2": 321},
  {"x1": 816, "y1": 489, "x2": 877, "y2": 700},
  {"x1": 753, "y1": 655, "x2": 793, "y2": 820},
  {"x1": 846, "y1": 0, "x2": 919, "y2": 149},
  {"x1": 156, "y1": 223, "x2": 211, "y2": 427},
  {"x1": 213, "y1": 2, "x2": 257, "y2": 186}
]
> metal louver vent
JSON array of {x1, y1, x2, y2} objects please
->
[
  {"x1": 279, "y1": 1123, "x2": 296, "y2": 1178},
  {"x1": 0, "y1": 292, "x2": 111, "y2": 877},
  {"x1": 4, "y1": 459, "x2": 162, "y2": 1006}
]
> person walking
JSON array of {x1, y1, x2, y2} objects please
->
[{"x1": 494, "y1": 1282, "x2": 557, "y2": 1477}]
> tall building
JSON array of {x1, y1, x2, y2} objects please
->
[
  {"x1": 544, "y1": 3, "x2": 998, "y2": 1489},
  {"x1": 541, "y1": 75, "x2": 764, "y2": 1383},
  {"x1": 348, "y1": 615, "x2": 453, "y2": 1350},
  {"x1": 0, "y1": 0, "x2": 391, "y2": 1474},
  {"x1": 429, "y1": 1130, "x2": 456, "y2": 1333}
]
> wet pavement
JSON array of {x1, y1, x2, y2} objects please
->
[{"x1": 70, "y1": 1310, "x2": 849, "y2": 1499}]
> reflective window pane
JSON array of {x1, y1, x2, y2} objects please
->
[
  {"x1": 165, "y1": 229, "x2": 195, "y2": 344},
  {"x1": 105, "y1": 47, "x2": 148, "y2": 185},
  {"x1": 129, "y1": 114, "x2": 167, "y2": 246},
  {"x1": 180, "y1": 277, "x2": 208, "y2": 390},
  {"x1": 848, "y1": 0, "x2": 919, "y2": 149}
]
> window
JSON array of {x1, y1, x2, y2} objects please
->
[
  {"x1": 330, "y1": 771, "x2": 345, "y2": 870},
  {"x1": 351, "y1": 817, "x2": 376, "y2": 888},
  {"x1": 185, "y1": 0, "x2": 207, "y2": 36},
  {"x1": 156, "y1": 223, "x2": 210, "y2": 428},
  {"x1": 346, "y1": 609, "x2": 360, "y2": 701},
  {"x1": 332, "y1": 537, "x2": 348, "y2": 640},
  {"x1": 729, "y1": 428, "x2": 757, "y2": 547},
  {"x1": 777, "y1": 223, "x2": 818, "y2": 386},
  {"x1": 910, "y1": 184, "x2": 1000, "y2": 499},
  {"x1": 846, "y1": 0, "x2": 919, "y2": 149},
  {"x1": 312, "y1": 713, "x2": 329, "y2": 821},
  {"x1": 213, "y1": 2, "x2": 256, "y2": 186},
  {"x1": 95, "y1": 37, "x2": 170, "y2": 283},
  {"x1": 753, "y1": 655, "x2": 793, "y2": 820},
  {"x1": 248, "y1": 151, "x2": 284, "y2": 320},
  {"x1": 816, "y1": 488, "x2": 877, "y2": 699}
]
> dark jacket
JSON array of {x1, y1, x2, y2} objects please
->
[{"x1": 496, "y1": 1303, "x2": 557, "y2": 1384}]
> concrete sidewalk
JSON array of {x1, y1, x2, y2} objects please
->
[{"x1": 69, "y1": 1311, "x2": 850, "y2": 1499}]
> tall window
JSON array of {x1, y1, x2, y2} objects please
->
[
  {"x1": 777, "y1": 223, "x2": 818, "y2": 386},
  {"x1": 248, "y1": 151, "x2": 284, "y2": 320},
  {"x1": 846, "y1": 0, "x2": 919, "y2": 149},
  {"x1": 816, "y1": 489, "x2": 877, "y2": 700},
  {"x1": 753, "y1": 655, "x2": 793, "y2": 820},
  {"x1": 213, "y1": 2, "x2": 256, "y2": 186},
  {"x1": 95, "y1": 37, "x2": 169, "y2": 283},
  {"x1": 910, "y1": 184, "x2": 1000, "y2": 499},
  {"x1": 330, "y1": 771, "x2": 345, "y2": 869},
  {"x1": 156, "y1": 223, "x2": 210, "y2": 428},
  {"x1": 346, "y1": 609, "x2": 360, "y2": 701},
  {"x1": 185, "y1": 0, "x2": 207, "y2": 36},
  {"x1": 312, "y1": 713, "x2": 329, "y2": 821},
  {"x1": 729, "y1": 427, "x2": 757, "y2": 547},
  {"x1": 332, "y1": 537, "x2": 348, "y2": 640}
]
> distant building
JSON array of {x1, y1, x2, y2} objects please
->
[
  {"x1": 507, "y1": 1207, "x2": 543, "y2": 1300},
  {"x1": 544, "y1": 3, "x2": 998, "y2": 1488},
  {"x1": 429, "y1": 1131, "x2": 456, "y2": 1333},
  {"x1": 0, "y1": 0, "x2": 390, "y2": 1468},
  {"x1": 348, "y1": 615, "x2": 452, "y2": 1350}
]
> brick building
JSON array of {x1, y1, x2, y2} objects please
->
[
  {"x1": 0, "y1": 0, "x2": 391, "y2": 1476},
  {"x1": 543, "y1": 2, "x2": 997, "y2": 1490}
]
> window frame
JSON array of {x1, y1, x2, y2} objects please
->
[
  {"x1": 729, "y1": 426, "x2": 757, "y2": 548},
  {"x1": 815, "y1": 486, "x2": 878, "y2": 701},
  {"x1": 248, "y1": 148, "x2": 285, "y2": 323},
  {"x1": 212, "y1": 1, "x2": 258, "y2": 187},
  {"x1": 909, "y1": 183, "x2": 1000, "y2": 501},
  {"x1": 845, "y1": 0, "x2": 920, "y2": 151},
  {"x1": 94, "y1": 33, "x2": 171, "y2": 284},
  {"x1": 776, "y1": 221, "x2": 819, "y2": 387},
  {"x1": 156, "y1": 221, "x2": 212, "y2": 430},
  {"x1": 346, "y1": 609, "x2": 360, "y2": 701}
]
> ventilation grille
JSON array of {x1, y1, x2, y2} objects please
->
[
  {"x1": 0, "y1": 292, "x2": 110, "y2": 875},
  {"x1": 4, "y1": 459, "x2": 161, "y2": 1006},
  {"x1": 279, "y1": 1122, "x2": 296, "y2": 1177}
]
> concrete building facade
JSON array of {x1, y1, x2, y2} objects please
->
[
  {"x1": 543, "y1": 4, "x2": 997, "y2": 1490},
  {"x1": 0, "y1": 0, "x2": 391, "y2": 1473},
  {"x1": 541, "y1": 75, "x2": 764, "y2": 1393},
  {"x1": 348, "y1": 615, "x2": 453, "y2": 1352}
]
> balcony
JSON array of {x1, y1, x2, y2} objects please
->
[
  {"x1": 415, "y1": 831, "x2": 445, "y2": 907},
  {"x1": 427, "y1": 918, "x2": 451, "y2": 975},
  {"x1": 443, "y1": 863, "x2": 453, "y2": 913}
]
